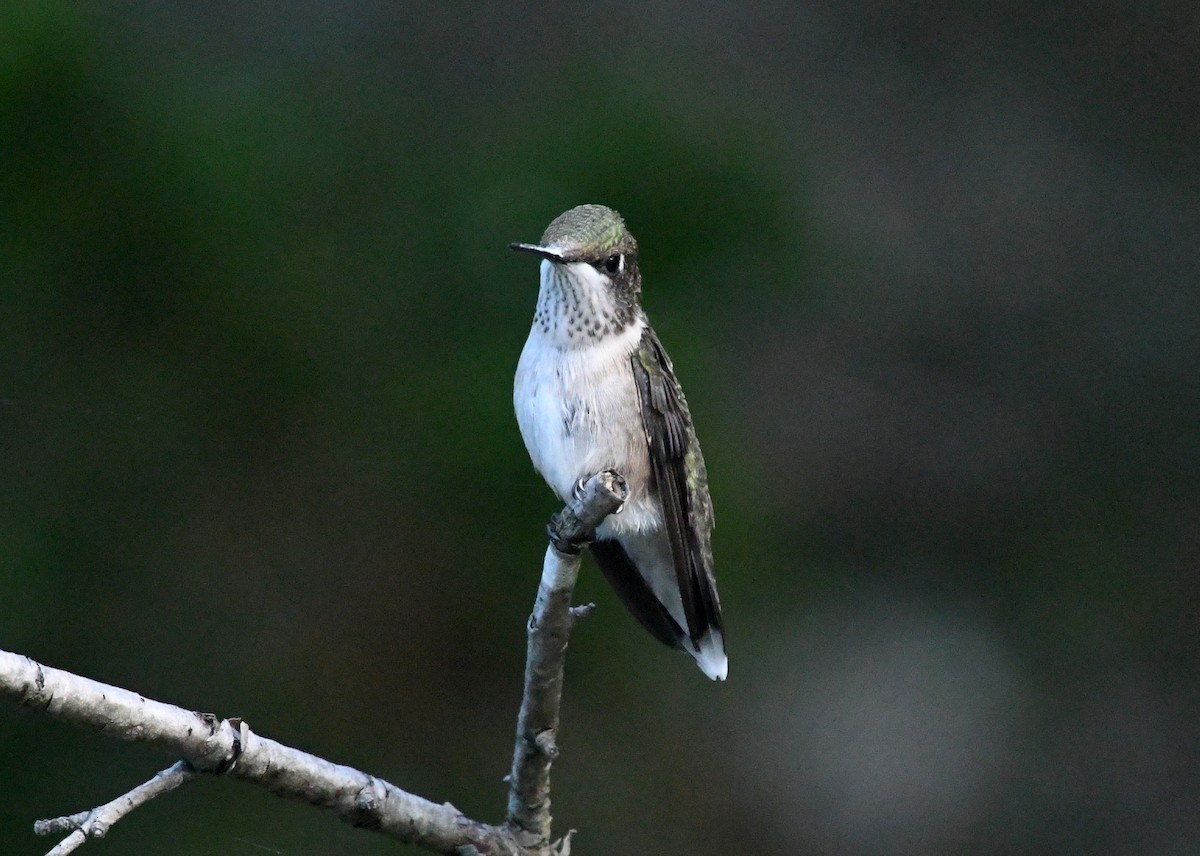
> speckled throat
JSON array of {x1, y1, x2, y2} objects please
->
[{"x1": 532, "y1": 260, "x2": 643, "y2": 347}]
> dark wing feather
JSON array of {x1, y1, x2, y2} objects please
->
[
  {"x1": 631, "y1": 327, "x2": 723, "y2": 647},
  {"x1": 591, "y1": 539, "x2": 686, "y2": 649}
]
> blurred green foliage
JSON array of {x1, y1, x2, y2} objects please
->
[{"x1": 3, "y1": 2, "x2": 1199, "y2": 854}]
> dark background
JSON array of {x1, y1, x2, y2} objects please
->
[{"x1": 3, "y1": 2, "x2": 1198, "y2": 854}]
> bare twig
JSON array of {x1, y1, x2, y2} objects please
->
[
  {"x1": 34, "y1": 761, "x2": 195, "y2": 856},
  {"x1": 0, "y1": 648, "x2": 520, "y2": 854},
  {"x1": 505, "y1": 470, "x2": 629, "y2": 850},
  {"x1": 0, "y1": 471, "x2": 629, "y2": 856},
  {"x1": 568, "y1": 603, "x2": 597, "y2": 620}
]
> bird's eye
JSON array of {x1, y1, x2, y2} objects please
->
[{"x1": 604, "y1": 254, "x2": 622, "y2": 274}]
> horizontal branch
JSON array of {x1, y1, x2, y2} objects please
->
[
  {"x1": 1, "y1": 471, "x2": 630, "y2": 856},
  {"x1": 0, "y1": 649, "x2": 523, "y2": 854}
]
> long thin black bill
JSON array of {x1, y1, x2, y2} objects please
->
[{"x1": 509, "y1": 242, "x2": 565, "y2": 262}]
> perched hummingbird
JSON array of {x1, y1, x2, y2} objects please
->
[{"x1": 511, "y1": 204, "x2": 727, "y2": 680}]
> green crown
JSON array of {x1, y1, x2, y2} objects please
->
[{"x1": 540, "y1": 204, "x2": 637, "y2": 260}]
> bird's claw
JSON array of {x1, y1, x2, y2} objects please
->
[{"x1": 574, "y1": 475, "x2": 625, "y2": 513}]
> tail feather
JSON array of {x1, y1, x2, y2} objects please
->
[
  {"x1": 590, "y1": 539, "x2": 685, "y2": 650},
  {"x1": 590, "y1": 537, "x2": 728, "y2": 680},
  {"x1": 693, "y1": 628, "x2": 728, "y2": 681}
]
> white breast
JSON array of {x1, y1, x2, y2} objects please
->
[{"x1": 513, "y1": 264, "x2": 659, "y2": 535}]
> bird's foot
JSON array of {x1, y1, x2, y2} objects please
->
[
  {"x1": 576, "y1": 475, "x2": 625, "y2": 513},
  {"x1": 551, "y1": 471, "x2": 629, "y2": 554}
]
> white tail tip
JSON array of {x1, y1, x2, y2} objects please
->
[{"x1": 693, "y1": 630, "x2": 728, "y2": 681}]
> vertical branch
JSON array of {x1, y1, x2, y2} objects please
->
[
  {"x1": 505, "y1": 546, "x2": 580, "y2": 846},
  {"x1": 505, "y1": 471, "x2": 627, "y2": 850}
]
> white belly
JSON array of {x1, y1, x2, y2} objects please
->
[{"x1": 514, "y1": 320, "x2": 660, "y2": 535}]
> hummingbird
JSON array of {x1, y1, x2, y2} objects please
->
[{"x1": 511, "y1": 204, "x2": 727, "y2": 680}]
